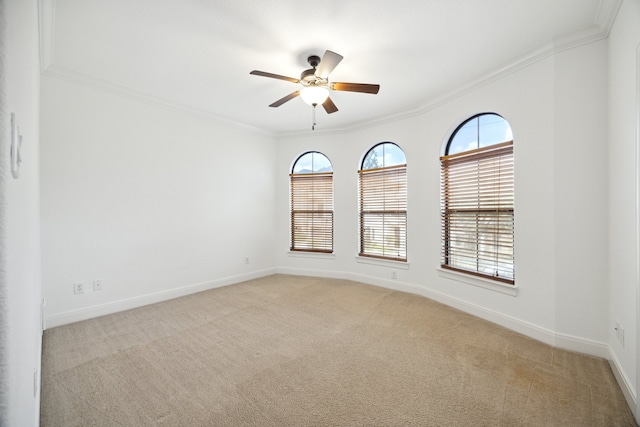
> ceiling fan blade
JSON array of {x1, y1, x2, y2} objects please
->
[
  {"x1": 322, "y1": 97, "x2": 339, "y2": 114},
  {"x1": 316, "y1": 50, "x2": 343, "y2": 79},
  {"x1": 250, "y1": 70, "x2": 299, "y2": 83},
  {"x1": 269, "y1": 91, "x2": 300, "y2": 107},
  {"x1": 331, "y1": 82, "x2": 380, "y2": 94}
]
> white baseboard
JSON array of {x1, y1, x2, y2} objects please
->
[
  {"x1": 45, "y1": 268, "x2": 277, "y2": 328},
  {"x1": 276, "y1": 267, "x2": 610, "y2": 357},
  {"x1": 554, "y1": 332, "x2": 611, "y2": 359},
  {"x1": 278, "y1": 267, "x2": 640, "y2": 414},
  {"x1": 45, "y1": 266, "x2": 637, "y2": 419},
  {"x1": 71, "y1": 265, "x2": 615, "y2": 368},
  {"x1": 609, "y1": 347, "x2": 638, "y2": 417}
]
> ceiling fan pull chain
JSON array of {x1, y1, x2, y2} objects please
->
[{"x1": 312, "y1": 105, "x2": 317, "y2": 130}]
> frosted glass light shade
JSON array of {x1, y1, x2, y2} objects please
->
[{"x1": 300, "y1": 86, "x2": 329, "y2": 106}]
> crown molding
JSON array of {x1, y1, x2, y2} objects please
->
[
  {"x1": 594, "y1": 0, "x2": 623, "y2": 37},
  {"x1": 278, "y1": 3, "x2": 622, "y2": 140},
  {"x1": 37, "y1": 0, "x2": 55, "y2": 72},
  {"x1": 40, "y1": 0, "x2": 622, "y2": 139},
  {"x1": 42, "y1": 65, "x2": 274, "y2": 137}
]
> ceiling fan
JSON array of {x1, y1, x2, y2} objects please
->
[{"x1": 250, "y1": 50, "x2": 380, "y2": 129}]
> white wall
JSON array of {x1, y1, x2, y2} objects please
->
[
  {"x1": 276, "y1": 40, "x2": 610, "y2": 356},
  {"x1": 36, "y1": 3, "x2": 639, "y2": 422},
  {"x1": 40, "y1": 76, "x2": 278, "y2": 326},
  {"x1": 0, "y1": 0, "x2": 42, "y2": 425},
  {"x1": 608, "y1": 0, "x2": 640, "y2": 415},
  {"x1": 553, "y1": 40, "x2": 609, "y2": 343}
]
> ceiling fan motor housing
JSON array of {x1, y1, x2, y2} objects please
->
[
  {"x1": 300, "y1": 55, "x2": 327, "y2": 86},
  {"x1": 300, "y1": 68, "x2": 317, "y2": 82}
]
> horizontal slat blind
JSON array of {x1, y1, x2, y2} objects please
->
[
  {"x1": 359, "y1": 164, "x2": 407, "y2": 261},
  {"x1": 290, "y1": 172, "x2": 333, "y2": 253},
  {"x1": 440, "y1": 141, "x2": 514, "y2": 283}
]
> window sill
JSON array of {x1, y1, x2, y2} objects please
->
[
  {"x1": 356, "y1": 256, "x2": 410, "y2": 269},
  {"x1": 288, "y1": 251, "x2": 335, "y2": 260},
  {"x1": 437, "y1": 268, "x2": 518, "y2": 296}
]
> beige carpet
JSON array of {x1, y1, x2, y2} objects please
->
[{"x1": 41, "y1": 275, "x2": 636, "y2": 426}]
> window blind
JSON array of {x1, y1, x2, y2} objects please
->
[
  {"x1": 440, "y1": 141, "x2": 514, "y2": 283},
  {"x1": 290, "y1": 172, "x2": 333, "y2": 253},
  {"x1": 359, "y1": 164, "x2": 407, "y2": 261}
]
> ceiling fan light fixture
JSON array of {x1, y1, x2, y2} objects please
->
[
  {"x1": 250, "y1": 50, "x2": 379, "y2": 122},
  {"x1": 300, "y1": 86, "x2": 329, "y2": 106}
]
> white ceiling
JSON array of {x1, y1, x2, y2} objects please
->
[{"x1": 40, "y1": 0, "x2": 620, "y2": 135}]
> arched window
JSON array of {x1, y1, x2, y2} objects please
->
[
  {"x1": 358, "y1": 142, "x2": 407, "y2": 261},
  {"x1": 290, "y1": 152, "x2": 334, "y2": 253},
  {"x1": 441, "y1": 113, "x2": 514, "y2": 283}
]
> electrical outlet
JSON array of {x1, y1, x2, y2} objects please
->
[
  {"x1": 244, "y1": 257, "x2": 249, "y2": 264},
  {"x1": 93, "y1": 279, "x2": 103, "y2": 291},
  {"x1": 73, "y1": 281, "x2": 85, "y2": 294},
  {"x1": 392, "y1": 271, "x2": 398, "y2": 280}
]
